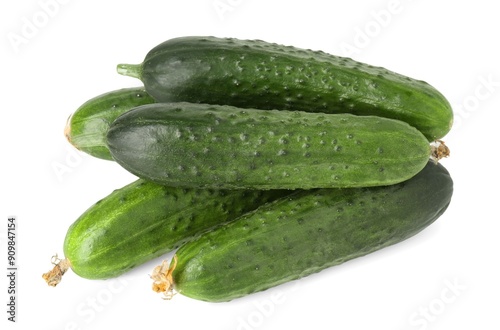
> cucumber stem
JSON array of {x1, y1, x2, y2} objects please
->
[
  {"x1": 117, "y1": 63, "x2": 143, "y2": 80},
  {"x1": 151, "y1": 255, "x2": 178, "y2": 300},
  {"x1": 64, "y1": 114, "x2": 73, "y2": 144},
  {"x1": 42, "y1": 255, "x2": 71, "y2": 287},
  {"x1": 430, "y1": 140, "x2": 450, "y2": 163},
  {"x1": 64, "y1": 114, "x2": 83, "y2": 152}
]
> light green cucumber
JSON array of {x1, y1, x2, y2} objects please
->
[
  {"x1": 65, "y1": 87, "x2": 155, "y2": 160},
  {"x1": 42, "y1": 179, "x2": 290, "y2": 285}
]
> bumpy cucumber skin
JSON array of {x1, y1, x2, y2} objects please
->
[
  {"x1": 63, "y1": 179, "x2": 290, "y2": 279},
  {"x1": 107, "y1": 102, "x2": 431, "y2": 190},
  {"x1": 128, "y1": 36, "x2": 452, "y2": 141},
  {"x1": 171, "y1": 161, "x2": 453, "y2": 302},
  {"x1": 67, "y1": 87, "x2": 155, "y2": 160}
]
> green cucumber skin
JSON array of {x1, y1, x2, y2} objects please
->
[
  {"x1": 120, "y1": 36, "x2": 453, "y2": 141},
  {"x1": 172, "y1": 161, "x2": 453, "y2": 302},
  {"x1": 63, "y1": 179, "x2": 291, "y2": 279},
  {"x1": 67, "y1": 87, "x2": 155, "y2": 160},
  {"x1": 107, "y1": 102, "x2": 431, "y2": 190}
]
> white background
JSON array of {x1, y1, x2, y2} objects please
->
[{"x1": 2, "y1": 0, "x2": 499, "y2": 329}]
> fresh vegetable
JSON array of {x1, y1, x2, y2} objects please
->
[
  {"x1": 65, "y1": 87, "x2": 155, "y2": 160},
  {"x1": 151, "y1": 161, "x2": 453, "y2": 302},
  {"x1": 42, "y1": 179, "x2": 290, "y2": 285},
  {"x1": 106, "y1": 102, "x2": 439, "y2": 190},
  {"x1": 117, "y1": 36, "x2": 453, "y2": 141}
]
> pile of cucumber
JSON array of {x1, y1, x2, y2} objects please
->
[{"x1": 44, "y1": 36, "x2": 454, "y2": 303}]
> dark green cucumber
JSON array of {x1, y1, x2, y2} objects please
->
[
  {"x1": 107, "y1": 102, "x2": 433, "y2": 190},
  {"x1": 42, "y1": 179, "x2": 290, "y2": 285},
  {"x1": 65, "y1": 87, "x2": 155, "y2": 160},
  {"x1": 117, "y1": 36, "x2": 453, "y2": 141},
  {"x1": 152, "y1": 161, "x2": 453, "y2": 302}
]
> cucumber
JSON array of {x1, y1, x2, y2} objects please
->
[
  {"x1": 42, "y1": 179, "x2": 290, "y2": 286},
  {"x1": 117, "y1": 36, "x2": 453, "y2": 141},
  {"x1": 106, "y1": 102, "x2": 436, "y2": 190},
  {"x1": 65, "y1": 87, "x2": 155, "y2": 160},
  {"x1": 151, "y1": 161, "x2": 453, "y2": 302}
]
